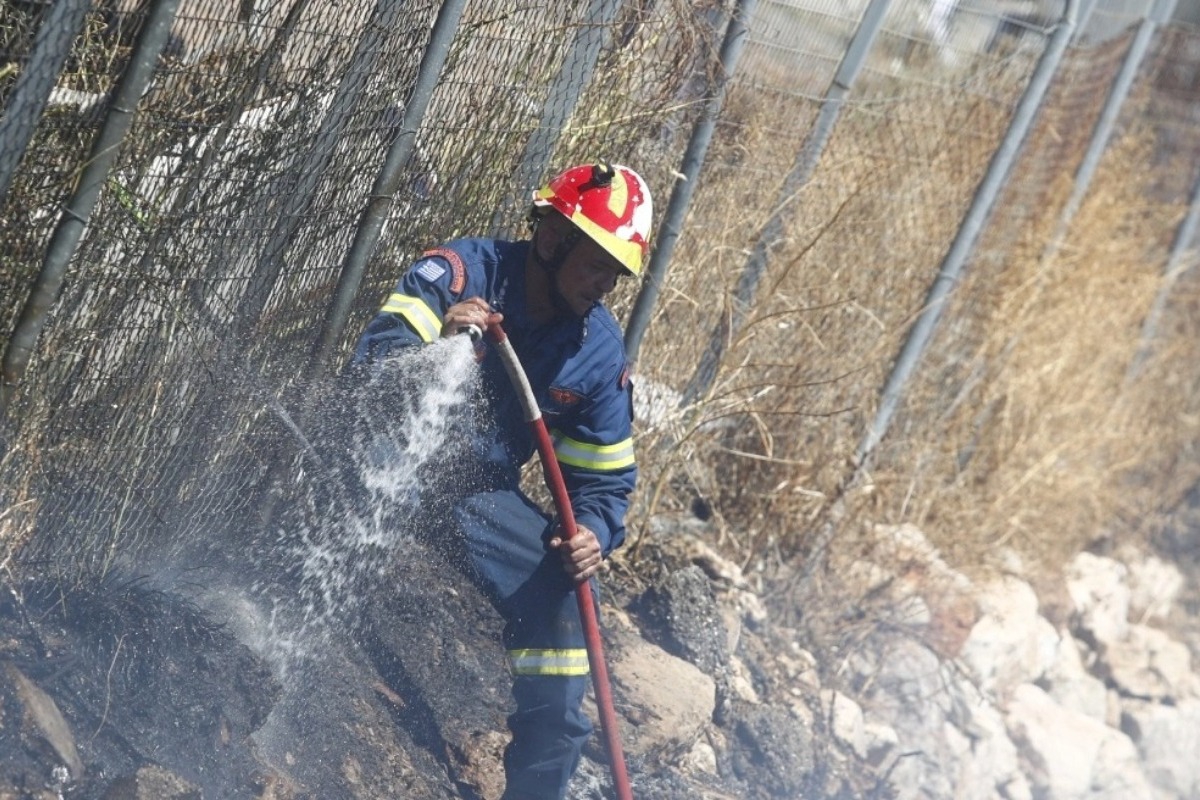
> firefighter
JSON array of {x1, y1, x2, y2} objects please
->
[{"x1": 351, "y1": 162, "x2": 652, "y2": 799}]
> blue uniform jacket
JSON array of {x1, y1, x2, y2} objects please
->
[{"x1": 352, "y1": 238, "x2": 637, "y2": 554}]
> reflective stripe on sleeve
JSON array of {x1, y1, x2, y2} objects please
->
[
  {"x1": 507, "y1": 648, "x2": 590, "y2": 677},
  {"x1": 380, "y1": 293, "x2": 441, "y2": 343},
  {"x1": 551, "y1": 432, "x2": 635, "y2": 471}
]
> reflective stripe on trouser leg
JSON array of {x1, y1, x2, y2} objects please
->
[{"x1": 454, "y1": 488, "x2": 595, "y2": 800}]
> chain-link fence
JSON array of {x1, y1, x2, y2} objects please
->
[{"x1": 3, "y1": 0, "x2": 1199, "y2": 588}]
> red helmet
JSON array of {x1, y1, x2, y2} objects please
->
[{"x1": 532, "y1": 162, "x2": 653, "y2": 277}]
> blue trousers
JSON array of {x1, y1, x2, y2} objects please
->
[{"x1": 452, "y1": 488, "x2": 594, "y2": 800}]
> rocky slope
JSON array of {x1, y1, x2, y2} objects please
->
[{"x1": 1, "y1": 505, "x2": 1198, "y2": 799}]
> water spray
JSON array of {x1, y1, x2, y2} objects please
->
[
  {"x1": 266, "y1": 396, "x2": 326, "y2": 470},
  {"x1": 482, "y1": 322, "x2": 634, "y2": 800},
  {"x1": 247, "y1": 337, "x2": 479, "y2": 662}
]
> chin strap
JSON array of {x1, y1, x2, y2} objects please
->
[{"x1": 530, "y1": 215, "x2": 584, "y2": 315}]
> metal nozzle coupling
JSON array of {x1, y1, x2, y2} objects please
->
[{"x1": 456, "y1": 324, "x2": 483, "y2": 342}]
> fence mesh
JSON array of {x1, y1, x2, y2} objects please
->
[{"x1": 0, "y1": 0, "x2": 708, "y2": 574}]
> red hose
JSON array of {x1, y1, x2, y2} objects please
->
[{"x1": 485, "y1": 323, "x2": 634, "y2": 800}]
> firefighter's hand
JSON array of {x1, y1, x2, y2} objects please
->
[
  {"x1": 549, "y1": 525, "x2": 603, "y2": 583},
  {"x1": 441, "y1": 297, "x2": 502, "y2": 339}
]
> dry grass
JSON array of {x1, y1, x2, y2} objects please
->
[
  {"x1": 863, "y1": 129, "x2": 1200, "y2": 573},
  {"x1": 622, "y1": 72, "x2": 1020, "y2": 564},
  {"x1": 623, "y1": 76, "x2": 1200, "y2": 601}
]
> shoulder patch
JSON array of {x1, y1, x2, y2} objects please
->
[
  {"x1": 422, "y1": 247, "x2": 467, "y2": 295},
  {"x1": 414, "y1": 259, "x2": 445, "y2": 283},
  {"x1": 550, "y1": 387, "x2": 583, "y2": 407}
]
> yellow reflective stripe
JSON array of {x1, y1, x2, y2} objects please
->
[
  {"x1": 551, "y1": 432, "x2": 635, "y2": 471},
  {"x1": 379, "y1": 293, "x2": 441, "y2": 343},
  {"x1": 508, "y1": 648, "x2": 590, "y2": 677}
]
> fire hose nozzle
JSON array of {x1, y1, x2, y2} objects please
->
[{"x1": 456, "y1": 324, "x2": 483, "y2": 342}]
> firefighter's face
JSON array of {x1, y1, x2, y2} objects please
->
[{"x1": 554, "y1": 237, "x2": 624, "y2": 316}]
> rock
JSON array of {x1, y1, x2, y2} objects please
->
[
  {"x1": 724, "y1": 654, "x2": 761, "y2": 704},
  {"x1": 861, "y1": 720, "x2": 898, "y2": 769},
  {"x1": 593, "y1": 608, "x2": 716, "y2": 757},
  {"x1": 1121, "y1": 697, "x2": 1200, "y2": 799},
  {"x1": 0, "y1": 510, "x2": 1194, "y2": 800},
  {"x1": 359, "y1": 553, "x2": 517, "y2": 799},
  {"x1": 634, "y1": 565, "x2": 730, "y2": 677},
  {"x1": 822, "y1": 689, "x2": 868, "y2": 759},
  {"x1": 863, "y1": 524, "x2": 980, "y2": 657},
  {"x1": 1117, "y1": 547, "x2": 1184, "y2": 625},
  {"x1": 855, "y1": 638, "x2": 959, "y2": 800},
  {"x1": 926, "y1": 585, "x2": 981, "y2": 659},
  {"x1": 683, "y1": 734, "x2": 719, "y2": 776},
  {"x1": 3, "y1": 662, "x2": 84, "y2": 780},
  {"x1": 959, "y1": 574, "x2": 1058, "y2": 698},
  {"x1": 683, "y1": 536, "x2": 752, "y2": 593},
  {"x1": 777, "y1": 642, "x2": 820, "y2": 693},
  {"x1": 727, "y1": 701, "x2": 816, "y2": 799},
  {"x1": 953, "y1": 700, "x2": 1030, "y2": 800},
  {"x1": 858, "y1": 630, "x2": 1026, "y2": 800},
  {"x1": 102, "y1": 765, "x2": 201, "y2": 799},
  {"x1": 860, "y1": 622, "x2": 1026, "y2": 800},
  {"x1": 450, "y1": 730, "x2": 508, "y2": 800},
  {"x1": 1098, "y1": 623, "x2": 1198, "y2": 702},
  {"x1": 1005, "y1": 683, "x2": 1154, "y2": 800},
  {"x1": 1065, "y1": 553, "x2": 1131, "y2": 647},
  {"x1": 1040, "y1": 630, "x2": 1108, "y2": 721}
]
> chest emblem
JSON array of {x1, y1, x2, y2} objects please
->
[{"x1": 549, "y1": 387, "x2": 583, "y2": 407}]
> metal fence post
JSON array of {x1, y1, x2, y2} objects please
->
[
  {"x1": 249, "y1": 0, "x2": 470, "y2": 544},
  {"x1": 1, "y1": 0, "x2": 183, "y2": 417},
  {"x1": 680, "y1": 0, "x2": 893, "y2": 405},
  {"x1": 623, "y1": 0, "x2": 758, "y2": 368},
  {"x1": 0, "y1": 0, "x2": 93, "y2": 205},
  {"x1": 1044, "y1": 0, "x2": 1178, "y2": 262},
  {"x1": 1077, "y1": 0, "x2": 1102, "y2": 39},
  {"x1": 852, "y1": 0, "x2": 1087, "y2": 471},
  {"x1": 490, "y1": 0, "x2": 625, "y2": 237},
  {"x1": 1126, "y1": 162, "x2": 1200, "y2": 382},
  {"x1": 310, "y1": 0, "x2": 470, "y2": 372},
  {"x1": 234, "y1": 0, "x2": 408, "y2": 345}
]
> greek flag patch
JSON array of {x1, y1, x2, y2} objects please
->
[{"x1": 415, "y1": 259, "x2": 445, "y2": 283}]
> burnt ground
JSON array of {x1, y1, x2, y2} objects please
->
[
  {"x1": 0, "y1": 525, "x2": 860, "y2": 800},
  {"x1": 0, "y1": 548, "x2": 510, "y2": 800},
  {"x1": 0, "y1": 573, "x2": 281, "y2": 798},
  {"x1": 0, "y1": 349, "x2": 862, "y2": 799}
]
